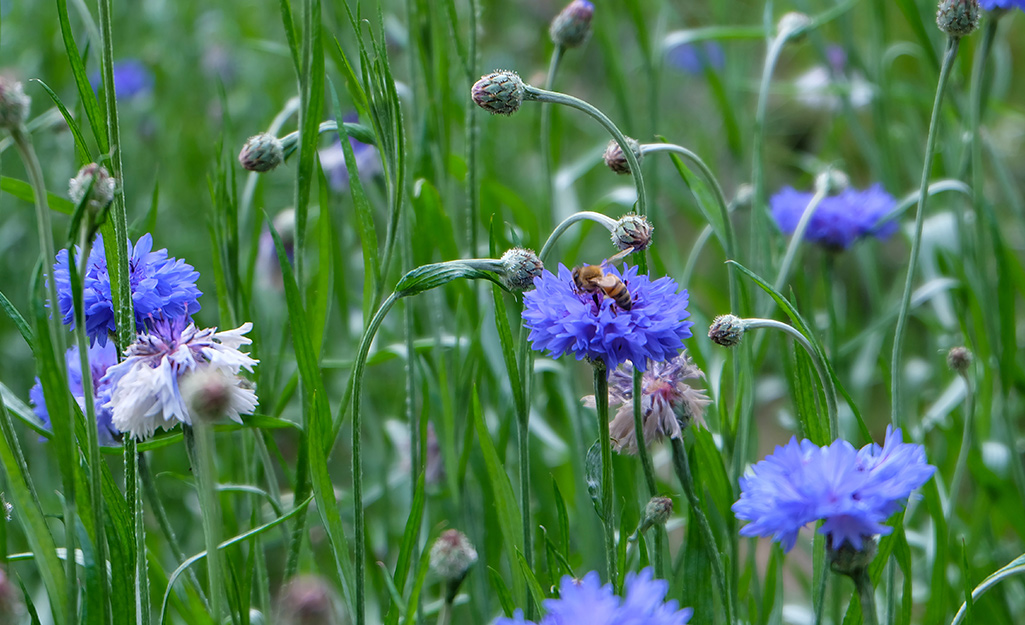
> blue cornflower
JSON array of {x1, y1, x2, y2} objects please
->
[
  {"x1": 733, "y1": 427, "x2": 935, "y2": 553},
  {"x1": 102, "y1": 317, "x2": 258, "y2": 440},
  {"x1": 497, "y1": 569, "x2": 692, "y2": 625},
  {"x1": 980, "y1": 0, "x2": 1025, "y2": 9},
  {"x1": 29, "y1": 341, "x2": 121, "y2": 446},
  {"x1": 318, "y1": 113, "x2": 380, "y2": 192},
  {"x1": 522, "y1": 264, "x2": 693, "y2": 373},
  {"x1": 52, "y1": 233, "x2": 202, "y2": 345},
  {"x1": 770, "y1": 184, "x2": 897, "y2": 250},
  {"x1": 666, "y1": 41, "x2": 725, "y2": 75},
  {"x1": 89, "y1": 60, "x2": 153, "y2": 100}
]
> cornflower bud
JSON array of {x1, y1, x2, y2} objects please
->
[
  {"x1": 937, "y1": 0, "x2": 980, "y2": 37},
  {"x1": 603, "y1": 137, "x2": 643, "y2": 175},
  {"x1": 709, "y1": 314, "x2": 746, "y2": 347},
  {"x1": 828, "y1": 535, "x2": 878, "y2": 577},
  {"x1": 611, "y1": 213, "x2": 653, "y2": 252},
  {"x1": 500, "y1": 247, "x2": 544, "y2": 292},
  {"x1": 946, "y1": 346, "x2": 973, "y2": 375},
  {"x1": 276, "y1": 575, "x2": 338, "y2": 625},
  {"x1": 0, "y1": 78, "x2": 30, "y2": 130},
  {"x1": 638, "y1": 496, "x2": 673, "y2": 533},
  {"x1": 181, "y1": 368, "x2": 237, "y2": 423},
  {"x1": 550, "y1": 0, "x2": 595, "y2": 49},
  {"x1": 69, "y1": 163, "x2": 116, "y2": 213},
  {"x1": 471, "y1": 70, "x2": 526, "y2": 116},
  {"x1": 239, "y1": 132, "x2": 285, "y2": 172},
  {"x1": 430, "y1": 529, "x2": 478, "y2": 584}
]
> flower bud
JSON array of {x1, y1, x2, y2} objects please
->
[
  {"x1": 814, "y1": 169, "x2": 850, "y2": 196},
  {"x1": 0, "y1": 78, "x2": 30, "y2": 130},
  {"x1": 276, "y1": 575, "x2": 339, "y2": 625},
  {"x1": 501, "y1": 247, "x2": 544, "y2": 291},
  {"x1": 239, "y1": 133, "x2": 285, "y2": 172},
  {"x1": 69, "y1": 163, "x2": 116, "y2": 212},
  {"x1": 550, "y1": 0, "x2": 595, "y2": 49},
  {"x1": 708, "y1": 314, "x2": 746, "y2": 348},
  {"x1": 937, "y1": 0, "x2": 980, "y2": 37},
  {"x1": 471, "y1": 70, "x2": 526, "y2": 116},
  {"x1": 733, "y1": 183, "x2": 754, "y2": 208},
  {"x1": 946, "y1": 346, "x2": 973, "y2": 375},
  {"x1": 777, "y1": 12, "x2": 811, "y2": 41},
  {"x1": 430, "y1": 529, "x2": 478, "y2": 583},
  {"x1": 828, "y1": 535, "x2": 877, "y2": 577},
  {"x1": 638, "y1": 496, "x2": 673, "y2": 533},
  {"x1": 611, "y1": 213, "x2": 653, "y2": 252},
  {"x1": 603, "y1": 137, "x2": 643, "y2": 175},
  {"x1": 181, "y1": 368, "x2": 238, "y2": 423}
]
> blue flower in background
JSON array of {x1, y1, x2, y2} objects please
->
[
  {"x1": 732, "y1": 427, "x2": 935, "y2": 553},
  {"x1": 89, "y1": 59, "x2": 153, "y2": 99},
  {"x1": 770, "y1": 184, "x2": 897, "y2": 250},
  {"x1": 666, "y1": 41, "x2": 725, "y2": 75},
  {"x1": 497, "y1": 569, "x2": 692, "y2": 625},
  {"x1": 319, "y1": 113, "x2": 380, "y2": 192},
  {"x1": 52, "y1": 233, "x2": 202, "y2": 345},
  {"x1": 29, "y1": 341, "x2": 121, "y2": 446},
  {"x1": 980, "y1": 0, "x2": 1025, "y2": 10},
  {"x1": 522, "y1": 264, "x2": 693, "y2": 373}
]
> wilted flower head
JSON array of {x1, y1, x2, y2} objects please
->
[
  {"x1": 430, "y1": 529, "x2": 478, "y2": 583},
  {"x1": 523, "y1": 264, "x2": 693, "y2": 373},
  {"x1": 52, "y1": 233, "x2": 202, "y2": 345},
  {"x1": 946, "y1": 346, "x2": 973, "y2": 374},
  {"x1": 583, "y1": 352, "x2": 710, "y2": 454},
  {"x1": 0, "y1": 77, "x2": 29, "y2": 130},
  {"x1": 638, "y1": 496, "x2": 674, "y2": 533},
  {"x1": 90, "y1": 60, "x2": 154, "y2": 100},
  {"x1": 276, "y1": 575, "x2": 339, "y2": 625},
  {"x1": 69, "y1": 163, "x2": 116, "y2": 213},
  {"x1": 770, "y1": 184, "x2": 897, "y2": 250},
  {"x1": 239, "y1": 133, "x2": 285, "y2": 172},
  {"x1": 30, "y1": 341, "x2": 121, "y2": 446},
  {"x1": 733, "y1": 426, "x2": 935, "y2": 553},
  {"x1": 603, "y1": 137, "x2": 643, "y2": 175},
  {"x1": 471, "y1": 70, "x2": 526, "y2": 116},
  {"x1": 497, "y1": 568, "x2": 692, "y2": 625},
  {"x1": 611, "y1": 213, "x2": 653, "y2": 252},
  {"x1": 549, "y1": 0, "x2": 595, "y2": 48},
  {"x1": 500, "y1": 247, "x2": 544, "y2": 291},
  {"x1": 937, "y1": 0, "x2": 980, "y2": 36},
  {"x1": 666, "y1": 41, "x2": 725, "y2": 76},
  {"x1": 102, "y1": 317, "x2": 258, "y2": 440}
]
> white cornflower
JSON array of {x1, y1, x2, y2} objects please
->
[{"x1": 102, "y1": 317, "x2": 259, "y2": 440}]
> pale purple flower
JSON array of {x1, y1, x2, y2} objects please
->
[
  {"x1": 733, "y1": 427, "x2": 935, "y2": 553},
  {"x1": 582, "y1": 352, "x2": 711, "y2": 454},
  {"x1": 102, "y1": 317, "x2": 258, "y2": 440},
  {"x1": 497, "y1": 569, "x2": 691, "y2": 625},
  {"x1": 319, "y1": 114, "x2": 380, "y2": 192},
  {"x1": 90, "y1": 60, "x2": 153, "y2": 100},
  {"x1": 770, "y1": 184, "x2": 897, "y2": 250},
  {"x1": 52, "y1": 233, "x2": 202, "y2": 345},
  {"x1": 29, "y1": 341, "x2": 121, "y2": 445},
  {"x1": 666, "y1": 41, "x2": 725, "y2": 75},
  {"x1": 522, "y1": 264, "x2": 693, "y2": 373}
]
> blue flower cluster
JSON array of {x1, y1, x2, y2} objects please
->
[
  {"x1": 52, "y1": 233, "x2": 202, "y2": 345},
  {"x1": 770, "y1": 184, "x2": 897, "y2": 250},
  {"x1": 733, "y1": 427, "x2": 935, "y2": 553},
  {"x1": 29, "y1": 342, "x2": 121, "y2": 446},
  {"x1": 498, "y1": 569, "x2": 691, "y2": 625},
  {"x1": 522, "y1": 264, "x2": 692, "y2": 372},
  {"x1": 980, "y1": 0, "x2": 1025, "y2": 9}
]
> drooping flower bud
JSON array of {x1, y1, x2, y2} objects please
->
[
  {"x1": 828, "y1": 535, "x2": 878, "y2": 577},
  {"x1": 276, "y1": 575, "x2": 339, "y2": 625},
  {"x1": 937, "y1": 0, "x2": 980, "y2": 37},
  {"x1": 777, "y1": 12, "x2": 811, "y2": 40},
  {"x1": 550, "y1": 0, "x2": 595, "y2": 49},
  {"x1": 500, "y1": 247, "x2": 544, "y2": 291},
  {"x1": 638, "y1": 496, "x2": 673, "y2": 533},
  {"x1": 708, "y1": 314, "x2": 747, "y2": 348},
  {"x1": 0, "y1": 78, "x2": 30, "y2": 130},
  {"x1": 69, "y1": 163, "x2": 116, "y2": 212},
  {"x1": 239, "y1": 133, "x2": 285, "y2": 172},
  {"x1": 611, "y1": 213, "x2": 653, "y2": 252},
  {"x1": 603, "y1": 137, "x2": 643, "y2": 175},
  {"x1": 430, "y1": 529, "x2": 478, "y2": 584},
  {"x1": 946, "y1": 346, "x2": 973, "y2": 375},
  {"x1": 471, "y1": 70, "x2": 526, "y2": 116}
]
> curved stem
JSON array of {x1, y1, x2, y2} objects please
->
[
  {"x1": 592, "y1": 366, "x2": 617, "y2": 586},
  {"x1": 745, "y1": 318, "x2": 838, "y2": 438},
  {"x1": 891, "y1": 37, "x2": 960, "y2": 427},
  {"x1": 538, "y1": 211, "x2": 618, "y2": 263},
  {"x1": 670, "y1": 436, "x2": 733, "y2": 624},
  {"x1": 752, "y1": 35, "x2": 789, "y2": 273},
  {"x1": 540, "y1": 45, "x2": 565, "y2": 226},
  {"x1": 631, "y1": 368, "x2": 663, "y2": 578},
  {"x1": 524, "y1": 85, "x2": 647, "y2": 217}
]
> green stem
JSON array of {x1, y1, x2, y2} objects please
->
[
  {"x1": 524, "y1": 85, "x2": 647, "y2": 217},
  {"x1": 540, "y1": 45, "x2": 564, "y2": 226},
  {"x1": 891, "y1": 36, "x2": 960, "y2": 427},
  {"x1": 630, "y1": 368, "x2": 662, "y2": 578},
  {"x1": 854, "y1": 570, "x2": 879, "y2": 625},
  {"x1": 670, "y1": 436, "x2": 733, "y2": 624},
  {"x1": 185, "y1": 425, "x2": 223, "y2": 620},
  {"x1": 538, "y1": 211, "x2": 618, "y2": 263},
  {"x1": 770, "y1": 186, "x2": 829, "y2": 303},
  {"x1": 947, "y1": 370, "x2": 974, "y2": 519},
  {"x1": 592, "y1": 365, "x2": 617, "y2": 586}
]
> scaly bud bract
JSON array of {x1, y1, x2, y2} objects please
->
[
  {"x1": 937, "y1": 0, "x2": 980, "y2": 37},
  {"x1": 500, "y1": 247, "x2": 544, "y2": 291},
  {"x1": 0, "y1": 78, "x2": 30, "y2": 130},
  {"x1": 612, "y1": 213, "x2": 653, "y2": 252},
  {"x1": 471, "y1": 70, "x2": 526, "y2": 116},
  {"x1": 550, "y1": 0, "x2": 595, "y2": 48},
  {"x1": 603, "y1": 137, "x2": 643, "y2": 175},
  {"x1": 709, "y1": 314, "x2": 747, "y2": 347},
  {"x1": 239, "y1": 133, "x2": 285, "y2": 172}
]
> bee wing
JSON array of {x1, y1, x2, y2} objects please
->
[
  {"x1": 595, "y1": 274, "x2": 622, "y2": 288},
  {"x1": 606, "y1": 248, "x2": 633, "y2": 264}
]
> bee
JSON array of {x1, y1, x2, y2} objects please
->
[{"x1": 572, "y1": 264, "x2": 633, "y2": 311}]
